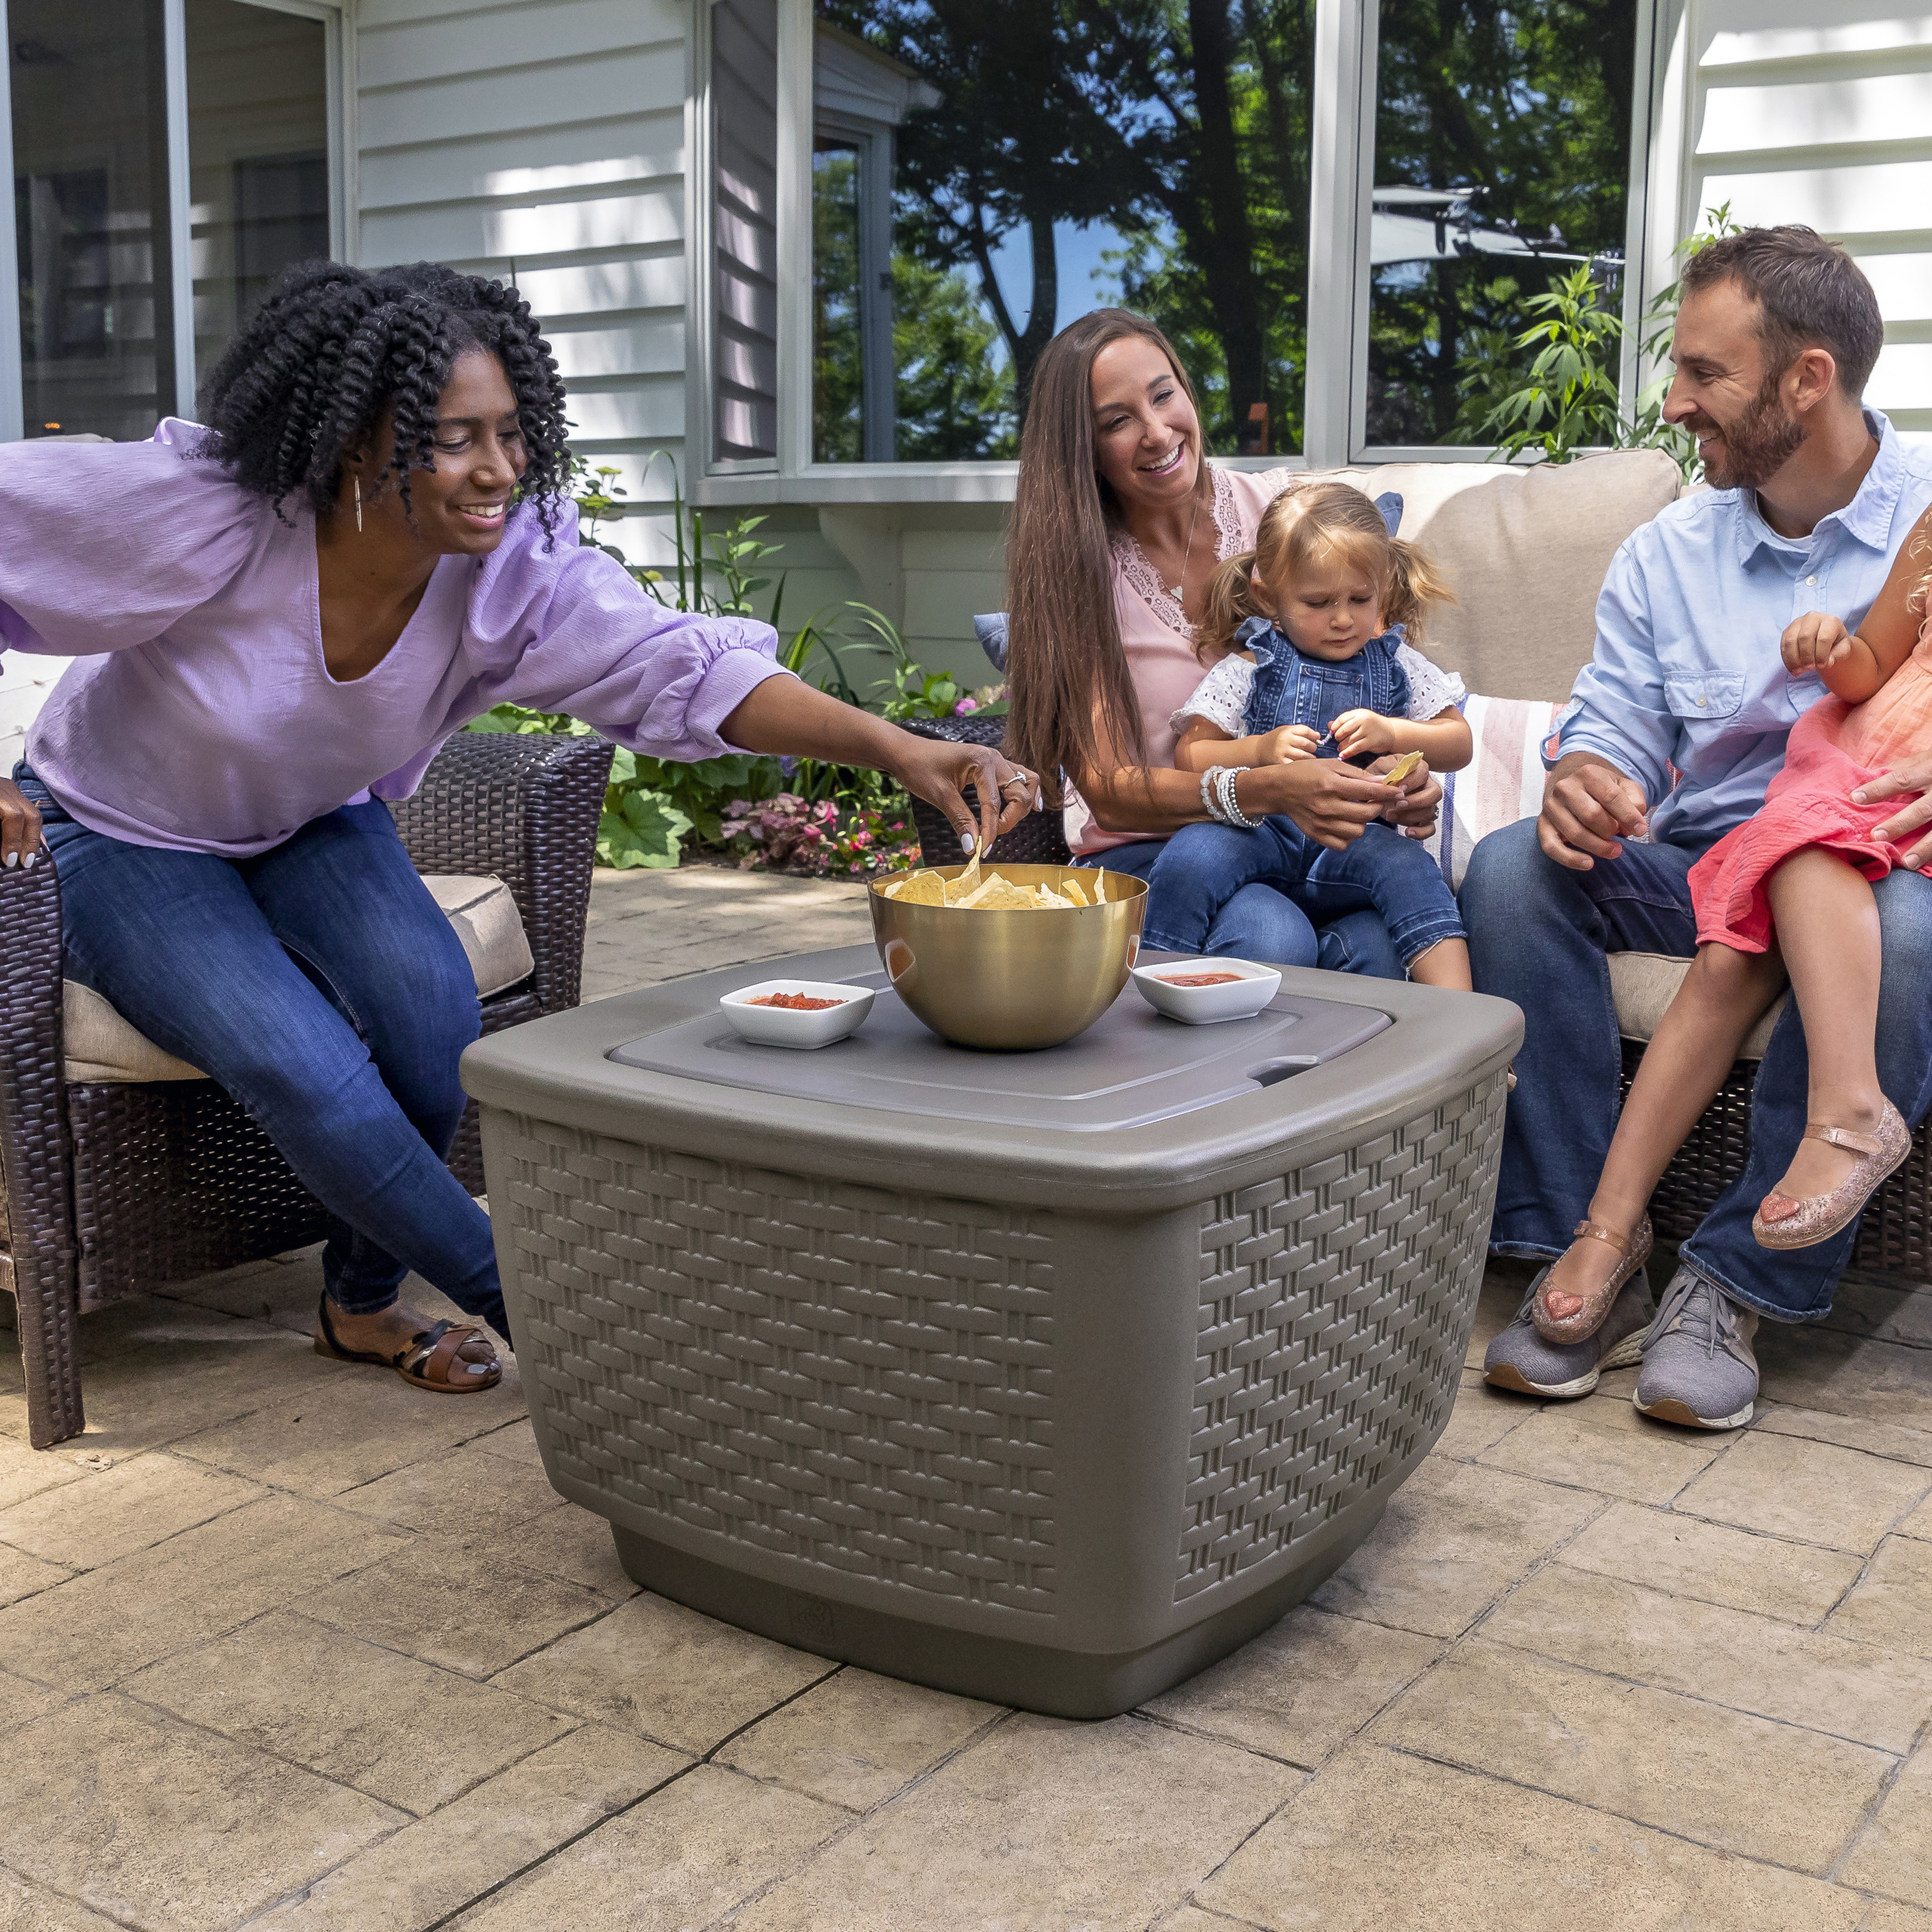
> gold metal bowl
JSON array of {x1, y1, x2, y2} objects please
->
[{"x1": 867, "y1": 864, "x2": 1148, "y2": 1050}]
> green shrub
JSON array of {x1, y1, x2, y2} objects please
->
[{"x1": 1457, "y1": 204, "x2": 1742, "y2": 477}]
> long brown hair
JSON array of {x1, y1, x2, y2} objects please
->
[
  {"x1": 1004, "y1": 308, "x2": 1206, "y2": 797},
  {"x1": 1197, "y1": 481, "x2": 1453, "y2": 659}
]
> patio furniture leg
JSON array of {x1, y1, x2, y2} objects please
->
[{"x1": 0, "y1": 855, "x2": 85, "y2": 1445}]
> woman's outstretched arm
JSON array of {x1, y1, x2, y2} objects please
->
[{"x1": 722, "y1": 676, "x2": 1038, "y2": 856}]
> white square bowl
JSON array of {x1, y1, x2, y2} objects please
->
[
  {"x1": 1130, "y1": 957, "x2": 1282, "y2": 1025},
  {"x1": 720, "y1": 978, "x2": 877, "y2": 1049}
]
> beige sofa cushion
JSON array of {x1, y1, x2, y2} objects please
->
[
  {"x1": 1319, "y1": 448, "x2": 1683, "y2": 703},
  {"x1": 422, "y1": 874, "x2": 535, "y2": 999},
  {"x1": 61, "y1": 873, "x2": 534, "y2": 1084},
  {"x1": 62, "y1": 981, "x2": 208, "y2": 1084},
  {"x1": 1609, "y1": 952, "x2": 1787, "y2": 1063}
]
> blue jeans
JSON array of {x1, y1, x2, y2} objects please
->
[
  {"x1": 1084, "y1": 834, "x2": 1404, "y2": 976},
  {"x1": 1461, "y1": 816, "x2": 1932, "y2": 1321},
  {"x1": 1148, "y1": 815, "x2": 1464, "y2": 968},
  {"x1": 17, "y1": 764, "x2": 506, "y2": 1336}
]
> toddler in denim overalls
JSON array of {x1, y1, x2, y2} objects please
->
[{"x1": 1148, "y1": 480, "x2": 1475, "y2": 985}]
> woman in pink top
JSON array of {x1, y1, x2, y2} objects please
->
[
  {"x1": 1004, "y1": 309, "x2": 1439, "y2": 972},
  {"x1": 0, "y1": 262, "x2": 1040, "y2": 1396}
]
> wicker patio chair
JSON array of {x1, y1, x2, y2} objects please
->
[
  {"x1": 0, "y1": 729, "x2": 613, "y2": 1447},
  {"x1": 899, "y1": 717, "x2": 1928, "y2": 1271}
]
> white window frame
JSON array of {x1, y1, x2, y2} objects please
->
[
  {"x1": 691, "y1": 0, "x2": 1666, "y2": 502},
  {"x1": 0, "y1": 0, "x2": 352, "y2": 440}
]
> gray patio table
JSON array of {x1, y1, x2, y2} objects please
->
[{"x1": 461, "y1": 944, "x2": 1519, "y2": 1717}]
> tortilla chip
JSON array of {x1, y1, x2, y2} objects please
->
[
  {"x1": 939, "y1": 844, "x2": 985, "y2": 905},
  {"x1": 886, "y1": 869, "x2": 948, "y2": 906},
  {"x1": 1381, "y1": 750, "x2": 1426, "y2": 787},
  {"x1": 1032, "y1": 884, "x2": 1073, "y2": 909},
  {"x1": 1059, "y1": 874, "x2": 1091, "y2": 907}
]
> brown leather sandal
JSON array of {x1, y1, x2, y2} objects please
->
[
  {"x1": 1531, "y1": 1215, "x2": 1652, "y2": 1344},
  {"x1": 314, "y1": 1297, "x2": 502, "y2": 1394}
]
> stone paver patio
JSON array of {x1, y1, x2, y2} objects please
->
[{"x1": 1, "y1": 866, "x2": 1929, "y2": 1931}]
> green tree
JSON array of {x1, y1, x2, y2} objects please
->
[
  {"x1": 891, "y1": 256, "x2": 1017, "y2": 458},
  {"x1": 813, "y1": 147, "x2": 865, "y2": 463},
  {"x1": 1370, "y1": 0, "x2": 1637, "y2": 444},
  {"x1": 818, "y1": 0, "x2": 1166, "y2": 419},
  {"x1": 1106, "y1": 0, "x2": 1318, "y2": 452}
]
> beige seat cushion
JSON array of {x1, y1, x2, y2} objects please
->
[
  {"x1": 422, "y1": 874, "x2": 535, "y2": 999},
  {"x1": 1609, "y1": 951, "x2": 1787, "y2": 1064},
  {"x1": 61, "y1": 873, "x2": 534, "y2": 1084},
  {"x1": 1318, "y1": 447, "x2": 1683, "y2": 703}
]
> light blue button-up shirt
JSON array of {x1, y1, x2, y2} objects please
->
[{"x1": 1550, "y1": 411, "x2": 1932, "y2": 848}]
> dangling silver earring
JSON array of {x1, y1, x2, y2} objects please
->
[{"x1": 353, "y1": 475, "x2": 363, "y2": 534}]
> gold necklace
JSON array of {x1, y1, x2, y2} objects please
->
[{"x1": 1165, "y1": 484, "x2": 1202, "y2": 604}]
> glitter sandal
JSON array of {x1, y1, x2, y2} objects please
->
[
  {"x1": 1753, "y1": 1101, "x2": 1911, "y2": 1251},
  {"x1": 1531, "y1": 1215, "x2": 1653, "y2": 1344}
]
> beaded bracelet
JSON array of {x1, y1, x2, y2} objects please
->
[
  {"x1": 1216, "y1": 766, "x2": 1258, "y2": 830},
  {"x1": 1198, "y1": 765, "x2": 1225, "y2": 824}
]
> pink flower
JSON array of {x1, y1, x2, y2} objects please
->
[{"x1": 954, "y1": 697, "x2": 979, "y2": 715}]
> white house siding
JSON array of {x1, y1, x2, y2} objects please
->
[
  {"x1": 354, "y1": 0, "x2": 693, "y2": 522},
  {"x1": 1653, "y1": 1, "x2": 1932, "y2": 436}
]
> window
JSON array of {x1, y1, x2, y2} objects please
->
[
  {"x1": 9, "y1": 0, "x2": 177, "y2": 441},
  {"x1": 696, "y1": 0, "x2": 1654, "y2": 484},
  {"x1": 810, "y1": 1, "x2": 1319, "y2": 464},
  {"x1": 3, "y1": 0, "x2": 338, "y2": 442},
  {"x1": 1366, "y1": 0, "x2": 1639, "y2": 451}
]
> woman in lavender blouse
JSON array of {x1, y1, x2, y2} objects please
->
[{"x1": 0, "y1": 262, "x2": 1039, "y2": 1395}]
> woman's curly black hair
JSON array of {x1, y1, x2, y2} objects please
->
[{"x1": 199, "y1": 259, "x2": 572, "y2": 536}]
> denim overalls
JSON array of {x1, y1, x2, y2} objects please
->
[
  {"x1": 1235, "y1": 615, "x2": 1412, "y2": 752},
  {"x1": 1140, "y1": 615, "x2": 1466, "y2": 969}
]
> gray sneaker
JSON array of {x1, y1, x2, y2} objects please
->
[
  {"x1": 1484, "y1": 1264, "x2": 1655, "y2": 1399},
  {"x1": 1633, "y1": 1265, "x2": 1759, "y2": 1430}
]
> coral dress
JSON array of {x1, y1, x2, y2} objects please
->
[{"x1": 1690, "y1": 618, "x2": 1932, "y2": 951}]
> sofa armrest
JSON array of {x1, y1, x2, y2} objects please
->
[
  {"x1": 0, "y1": 854, "x2": 83, "y2": 1444},
  {"x1": 392, "y1": 731, "x2": 615, "y2": 1016}
]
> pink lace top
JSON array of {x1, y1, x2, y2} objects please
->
[{"x1": 1070, "y1": 464, "x2": 1297, "y2": 855}]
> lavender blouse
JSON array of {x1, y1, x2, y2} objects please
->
[{"x1": 0, "y1": 421, "x2": 792, "y2": 856}]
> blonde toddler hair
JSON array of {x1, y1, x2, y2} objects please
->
[{"x1": 1198, "y1": 480, "x2": 1453, "y2": 660}]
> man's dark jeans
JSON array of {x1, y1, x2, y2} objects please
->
[{"x1": 1461, "y1": 818, "x2": 1932, "y2": 1321}]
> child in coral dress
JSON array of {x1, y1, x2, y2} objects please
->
[{"x1": 1530, "y1": 507, "x2": 1932, "y2": 1349}]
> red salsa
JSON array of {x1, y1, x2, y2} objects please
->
[
  {"x1": 748, "y1": 991, "x2": 845, "y2": 1010},
  {"x1": 1159, "y1": 972, "x2": 1245, "y2": 988}
]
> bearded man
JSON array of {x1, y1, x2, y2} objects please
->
[{"x1": 1463, "y1": 226, "x2": 1932, "y2": 1430}]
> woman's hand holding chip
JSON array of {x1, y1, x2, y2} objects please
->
[{"x1": 888, "y1": 731, "x2": 1039, "y2": 855}]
